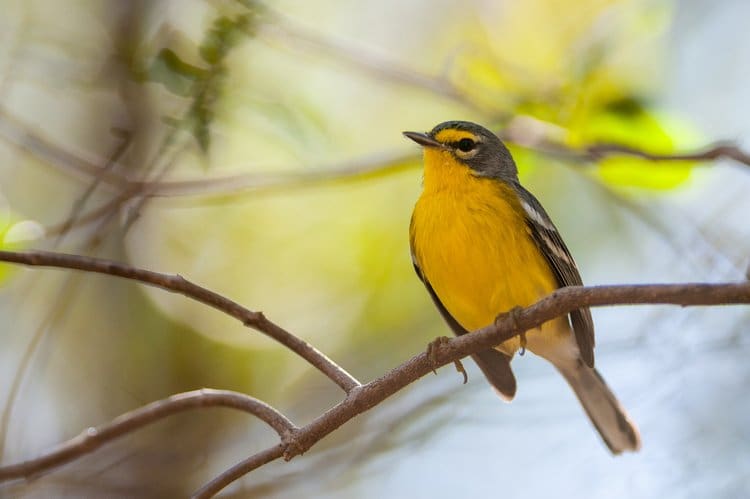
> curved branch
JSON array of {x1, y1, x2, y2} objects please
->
[
  {"x1": 197, "y1": 281, "x2": 750, "y2": 496},
  {"x1": 192, "y1": 444, "x2": 286, "y2": 499},
  {"x1": 1, "y1": 249, "x2": 748, "y2": 496},
  {"x1": 0, "y1": 250, "x2": 361, "y2": 393},
  {"x1": 0, "y1": 389, "x2": 294, "y2": 481}
]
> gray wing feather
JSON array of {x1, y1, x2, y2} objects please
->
[{"x1": 514, "y1": 184, "x2": 596, "y2": 367}]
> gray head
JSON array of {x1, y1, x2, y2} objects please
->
[{"x1": 403, "y1": 121, "x2": 518, "y2": 182}]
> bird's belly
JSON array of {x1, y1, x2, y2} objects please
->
[{"x1": 413, "y1": 190, "x2": 567, "y2": 356}]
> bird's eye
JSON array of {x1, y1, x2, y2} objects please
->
[{"x1": 456, "y1": 138, "x2": 476, "y2": 152}]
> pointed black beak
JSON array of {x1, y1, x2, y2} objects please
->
[{"x1": 402, "y1": 131, "x2": 443, "y2": 148}]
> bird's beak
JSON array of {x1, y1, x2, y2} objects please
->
[{"x1": 402, "y1": 131, "x2": 443, "y2": 148}]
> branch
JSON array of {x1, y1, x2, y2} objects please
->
[
  {"x1": 584, "y1": 142, "x2": 750, "y2": 165},
  {"x1": 121, "y1": 150, "x2": 415, "y2": 199},
  {"x1": 501, "y1": 115, "x2": 750, "y2": 167},
  {"x1": 0, "y1": 249, "x2": 748, "y2": 496},
  {"x1": 195, "y1": 280, "x2": 750, "y2": 496},
  {"x1": 4, "y1": 102, "x2": 750, "y2": 214},
  {"x1": 192, "y1": 444, "x2": 286, "y2": 499},
  {"x1": 0, "y1": 250, "x2": 360, "y2": 393},
  {"x1": 0, "y1": 389, "x2": 294, "y2": 481}
]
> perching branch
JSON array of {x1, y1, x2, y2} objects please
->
[
  {"x1": 0, "y1": 250, "x2": 360, "y2": 393},
  {"x1": 0, "y1": 249, "x2": 748, "y2": 497},
  {"x1": 0, "y1": 389, "x2": 294, "y2": 481},
  {"x1": 194, "y1": 281, "x2": 750, "y2": 497}
]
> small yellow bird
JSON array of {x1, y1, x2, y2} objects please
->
[{"x1": 405, "y1": 121, "x2": 641, "y2": 454}]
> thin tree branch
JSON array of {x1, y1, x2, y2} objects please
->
[
  {"x1": 0, "y1": 389, "x2": 294, "y2": 481},
  {"x1": 52, "y1": 129, "x2": 132, "y2": 245},
  {"x1": 0, "y1": 107, "x2": 129, "y2": 187},
  {"x1": 30, "y1": 136, "x2": 750, "y2": 217},
  {"x1": 192, "y1": 444, "x2": 286, "y2": 499},
  {"x1": 4, "y1": 102, "x2": 750, "y2": 213},
  {"x1": 0, "y1": 250, "x2": 361, "y2": 393},
  {"x1": 128, "y1": 151, "x2": 417, "y2": 198},
  {"x1": 0, "y1": 250, "x2": 748, "y2": 496},
  {"x1": 196, "y1": 280, "x2": 750, "y2": 496},
  {"x1": 585, "y1": 142, "x2": 750, "y2": 165},
  {"x1": 501, "y1": 115, "x2": 750, "y2": 166}
]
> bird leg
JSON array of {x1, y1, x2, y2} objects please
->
[
  {"x1": 495, "y1": 306, "x2": 526, "y2": 355},
  {"x1": 426, "y1": 336, "x2": 451, "y2": 375},
  {"x1": 519, "y1": 332, "x2": 527, "y2": 356},
  {"x1": 426, "y1": 336, "x2": 468, "y2": 384}
]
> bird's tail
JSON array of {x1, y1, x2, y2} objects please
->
[{"x1": 555, "y1": 359, "x2": 641, "y2": 454}]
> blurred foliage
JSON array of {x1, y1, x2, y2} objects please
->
[
  {"x1": 137, "y1": 5, "x2": 262, "y2": 154},
  {"x1": 0, "y1": 0, "x2": 749, "y2": 498},
  {"x1": 0, "y1": 201, "x2": 40, "y2": 282}
]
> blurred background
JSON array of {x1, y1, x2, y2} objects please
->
[{"x1": 0, "y1": 0, "x2": 749, "y2": 497}]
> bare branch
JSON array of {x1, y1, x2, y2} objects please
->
[
  {"x1": 0, "y1": 249, "x2": 748, "y2": 496},
  {"x1": 0, "y1": 250, "x2": 361, "y2": 393},
  {"x1": 584, "y1": 142, "x2": 750, "y2": 165},
  {"x1": 192, "y1": 444, "x2": 286, "y2": 499},
  {"x1": 196, "y1": 280, "x2": 750, "y2": 496},
  {"x1": 0, "y1": 107, "x2": 130, "y2": 187},
  {"x1": 4, "y1": 102, "x2": 750, "y2": 214},
  {"x1": 52, "y1": 129, "x2": 132, "y2": 244},
  {"x1": 501, "y1": 115, "x2": 750, "y2": 167},
  {"x1": 0, "y1": 389, "x2": 294, "y2": 482}
]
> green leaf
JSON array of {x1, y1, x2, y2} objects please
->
[
  {"x1": 573, "y1": 101, "x2": 699, "y2": 190},
  {"x1": 143, "y1": 48, "x2": 209, "y2": 97}
]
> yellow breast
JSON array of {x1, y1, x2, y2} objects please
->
[{"x1": 410, "y1": 148, "x2": 563, "y2": 356}]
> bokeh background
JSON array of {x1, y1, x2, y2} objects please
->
[{"x1": 1, "y1": 0, "x2": 749, "y2": 497}]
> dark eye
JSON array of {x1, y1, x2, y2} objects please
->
[{"x1": 457, "y1": 138, "x2": 476, "y2": 152}]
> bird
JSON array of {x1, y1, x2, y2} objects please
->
[{"x1": 404, "y1": 120, "x2": 641, "y2": 454}]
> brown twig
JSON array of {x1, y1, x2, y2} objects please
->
[
  {"x1": 0, "y1": 389, "x2": 294, "y2": 481},
  {"x1": 584, "y1": 142, "x2": 750, "y2": 165},
  {"x1": 0, "y1": 250, "x2": 360, "y2": 393},
  {"x1": 192, "y1": 444, "x2": 286, "y2": 499},
  {"x1": 196, "y1": 281, "x2": 750, "y2": 496}
]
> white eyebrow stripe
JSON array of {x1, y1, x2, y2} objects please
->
[{"x1": 520, "y1": 200, "x2": 555, "y2": 231}]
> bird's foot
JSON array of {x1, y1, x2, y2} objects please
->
[
  {"x1": 494, "y1": 306, "x2": 523, "y2": 331},
  {"x1": 495, "y1": 306, "x2": 526, "y2": 355},
  {"x1": 519, "y1": 332, "x2": 527, "y2": 356},
  {"x1": 426, "y1": 336, "x2": 468, "y2": 384},
  {"x1": 426, "y1": 336, "x2": 451, "y2": 375}
]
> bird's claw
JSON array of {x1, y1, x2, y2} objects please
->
[
  {"x1": 426, "y1": 336, "x2": 468, "y2": 384},
  {"x1": 495, "y1": 306, "x2": 526, "y2": 355},
  {"x1": 426, "y1": 336, "x2": 451, "y2": 375}
]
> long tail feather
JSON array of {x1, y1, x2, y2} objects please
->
[{"x1": 555, "y1": 359, "x2": 641, "y2": 454}]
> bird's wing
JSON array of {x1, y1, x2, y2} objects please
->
[
  {"x1": 515, "y1": 183, "x2": 596, "y2": 367},
  {"x1": 412, "y1": 257, "x2": 517, "y2": 400}
]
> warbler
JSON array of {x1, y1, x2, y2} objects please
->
[{"x1": 405, "y1": 121, "x2": 641, "y2": 454}]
